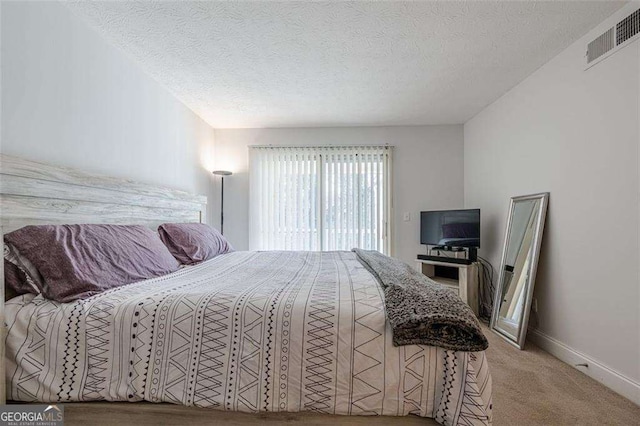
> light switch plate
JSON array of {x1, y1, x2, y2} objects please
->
[{"x1": 403, "y1": 212, "x2": 411, "y2": 222}]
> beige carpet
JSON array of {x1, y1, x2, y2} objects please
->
[
  {"x1": 484, "y1": 325, "x2": 639, "y2": 425},
  {"x1": 64, "y1": 325, "x2": 639, "y2": 425}
]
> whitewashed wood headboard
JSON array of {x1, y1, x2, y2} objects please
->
[
  {"x1": 0, "y1": 154, "x2": 208, "y2": 403},
  {"x1": 0, "y1": 154, "x2": 207, "y2": 232}
]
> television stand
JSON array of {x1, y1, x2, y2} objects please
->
[{"x1": 415, "y1": 258, "x2": 479, "y2": 316}]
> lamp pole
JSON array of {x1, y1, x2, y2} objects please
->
[{"x1": 212, "y1": 170, "x2": 232, "y2": 234}]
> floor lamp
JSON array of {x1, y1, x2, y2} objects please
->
[{"x1": 212, "y1": 170, "x2": 232, "y2": 234}]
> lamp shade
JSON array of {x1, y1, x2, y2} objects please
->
[{"x1": 212, "y1": 170, "x2": 232, "y2": 176}]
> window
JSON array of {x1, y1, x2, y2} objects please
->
[{"x1": 249, "y1": 146, "x2": 392, "y2": 254}]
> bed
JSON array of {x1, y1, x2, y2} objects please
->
[{"x1": 1, "y1": 155, "x2": 492, "y2": 426}]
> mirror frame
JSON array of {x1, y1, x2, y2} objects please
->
[{"x1": 490, "y1": 192, "x2": 549, "y2": 349}]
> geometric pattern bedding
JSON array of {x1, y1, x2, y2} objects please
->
[{"x1": 5, "y1": 251, "x2": 492, "y2": 426}]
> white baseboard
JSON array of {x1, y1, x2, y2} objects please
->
[{"x1": 528, "y1": 328, "x2": 640, "y2": 405}]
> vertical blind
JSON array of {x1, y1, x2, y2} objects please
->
[{"x1": 249, "y1": 146, "x2": 392, "y2": 254}]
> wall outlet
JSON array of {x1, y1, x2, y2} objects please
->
[{"x1": 403, "y1": 212, "x2": 411, "y2": 222}]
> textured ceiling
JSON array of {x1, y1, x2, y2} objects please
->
[{"x1": 66, "y1": 1, "x2": 625, "y2": 128}]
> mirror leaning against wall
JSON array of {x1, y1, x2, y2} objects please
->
[{"x1": 491, "y1": 193, "x2": 549, "y2": 349}]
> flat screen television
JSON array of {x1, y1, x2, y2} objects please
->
[{"x1": 420, "y1": 209, "x2": 480, "y2": 248}]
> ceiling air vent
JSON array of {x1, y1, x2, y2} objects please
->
[
  {"x1": 587, "y1": 28, "x2": 614, "y2": 64},
  {"x1": 616, "y1": 8, "x2": 640, "y2": 46},
  {"x1": 586, "y1": 8, "x2": 640, "y2": 69}
]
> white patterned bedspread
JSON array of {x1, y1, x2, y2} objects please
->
[{"x1": 6, "y1": 251, "x2": 492, "y2": 425}]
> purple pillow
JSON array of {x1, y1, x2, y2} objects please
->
[
  {"x1": 158, "y1": 223, "x2": 233, "y2": 265},
  {"x1": 4, "y1": 224, "x2": 180, "y2": 302}
]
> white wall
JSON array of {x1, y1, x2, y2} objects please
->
[
  {"x1": 213, "y1": 126, "x2": 464, "y2": 265},
  {"x1": 1, "y1": 1, "x2": 216, "y2": 223},
  {"x1": 464, "y1": 3, "x2": 640, "y2": 400}
]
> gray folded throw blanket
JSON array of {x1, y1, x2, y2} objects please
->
[{"x1": 353, "y1": 249, "x2": 488, "y2": 352}]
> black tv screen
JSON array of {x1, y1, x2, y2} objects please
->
[{"x1": 420, "y1": 209, "x2": 480, "y2": 248}]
